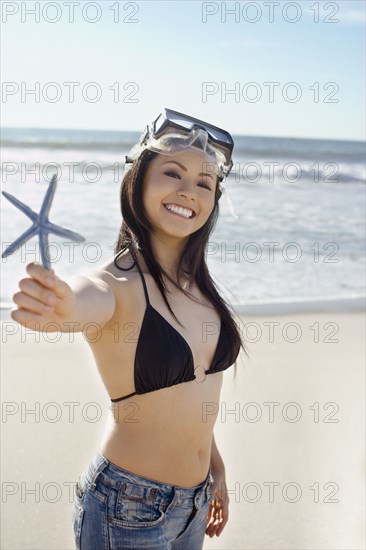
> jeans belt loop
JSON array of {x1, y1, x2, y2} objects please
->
[
  {"x1": 90, "y1": 457, "x2": 108, "y2": 490},
  {"x1": 75, "y1": 481, "x2": 83, "y2": 499}
]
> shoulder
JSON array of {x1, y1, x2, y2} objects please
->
[{"x1": 79, "y1": 250, "x2": 144, "y2": 310}]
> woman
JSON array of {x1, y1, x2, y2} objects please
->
[{"x1": 11, "y1": 109, "x2": 247, "y2": 549}]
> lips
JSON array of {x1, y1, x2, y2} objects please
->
[{"x1": 163, "y1": 203, "x2": 196, "y2": 219}]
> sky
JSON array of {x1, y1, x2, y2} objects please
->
[{"x1": 1, "y1": 0, "x2": 365, "y2": 140}]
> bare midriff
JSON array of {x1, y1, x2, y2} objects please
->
[{"x1": 99, "y1": 372, "x2": 223, "y2": 487}]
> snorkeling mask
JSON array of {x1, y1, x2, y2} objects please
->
[
  {"x1": 125, "y1": 108, "x2": 234, "y2": 181},
  {"x1": 124, "y1": 108, "x2": 238, "y2": 218}
]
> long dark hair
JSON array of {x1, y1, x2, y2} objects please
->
[{"x1": 114, "y1": 149, "x2": 248, "y2": 379}]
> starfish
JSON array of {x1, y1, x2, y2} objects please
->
[{"x1": 2, "y1": 173, "x2": 85, "y2": 271}]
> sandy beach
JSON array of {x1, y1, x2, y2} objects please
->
[{"x1": 1, "y1": 308, "x2": 365, "y2": 550}]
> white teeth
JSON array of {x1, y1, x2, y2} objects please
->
[{"x1": 165, "y1": 204, "x2": 193, "y2": 218}]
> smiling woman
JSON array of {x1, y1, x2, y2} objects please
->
[
  {"x1": 143, "y1": 152, "x2": 217, "y2": 233},
  {"x1": 87, "y1": 110, "x2": 247, "y2": 549},
  {"x1": 9, "y1": 108, "x2": 247, "y2": 550}
]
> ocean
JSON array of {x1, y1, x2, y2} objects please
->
[{"x1": 1, "y1": 127, "x2": 365, "y2": 315}]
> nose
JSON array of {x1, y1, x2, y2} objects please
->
[{"x1": 177, "y1": 180, "x2": 196, "y2": 201}]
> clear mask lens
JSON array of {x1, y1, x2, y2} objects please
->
[{"x1": 127, "y1": 127, "x2": 230, "y2": 179}]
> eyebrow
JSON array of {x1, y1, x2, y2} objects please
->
[{"x1": 161, "y1": 160, "x2": 215, "y2": 181}]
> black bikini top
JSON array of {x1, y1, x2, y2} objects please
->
[{"x1": 110, "y1": 245, "x2": 238, "y2": 402}]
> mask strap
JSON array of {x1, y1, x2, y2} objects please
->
[{"x1": 219, "y1": 183, "x2": 239, "y2": 219}]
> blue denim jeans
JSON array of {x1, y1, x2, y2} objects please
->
[{"x1": 72, "y1": 452, "x2": 213, "y2": 550}]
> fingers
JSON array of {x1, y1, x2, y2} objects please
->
[
  {"x1": 11, "y1": 262, "x2": 58, "y2": 321},
  {"x1": 25, "y1": 261, "x2": 56, "y2": 289},
  {"x1": 205, "y1": 497, "x2": 228, "y2": 538},
  {"x1": 13, "y1": 289, "x2": 55, "y2": 315},
  {"x1": 25, "y1": 261, "x2": 69, "y2": 299},
  {"x1": 18, "y1": 277, "x2": 57, "y2": 304},
  {"x1": 11, "y1": 308, "x2": 43, "y2": 322}
]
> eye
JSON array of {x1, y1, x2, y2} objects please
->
[
  {"x1": 164, "y1": 171, "x2": 211, "y2": 190},
  {"x1": 164, "y1": 171, "x2": 181, "y2": 179},
  {"x1": 198, "y1": 182, "x2": 212, "y2": 190}
]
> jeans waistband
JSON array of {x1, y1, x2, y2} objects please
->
[{"x1": 83, "y1": 452, "x2": 212, "y2": 506}]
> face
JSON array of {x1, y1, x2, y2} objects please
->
[{"x1": 141, "y1": 149, "x2": 218, "y2": 242}]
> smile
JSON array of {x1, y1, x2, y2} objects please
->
[{"x1": 163, "y1": 203, "x2": 196, "y2": 219}]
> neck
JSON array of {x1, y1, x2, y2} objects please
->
[{"x1": 137, "y1": 236, "x2": 191, "y2": 286}]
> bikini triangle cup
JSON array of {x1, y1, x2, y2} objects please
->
[{"x1": 111, "y1": 244, "x2": 236, "y2": 402}]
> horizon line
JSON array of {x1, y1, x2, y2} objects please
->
[{"x1": 1, "y1": 125, "x2": 364, "y2": 144}]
